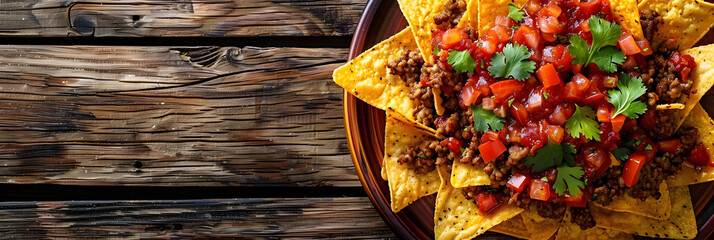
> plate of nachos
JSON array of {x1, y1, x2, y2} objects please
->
[{"x1": 335, "y1": 0, "x2": 714, "y2": 239}]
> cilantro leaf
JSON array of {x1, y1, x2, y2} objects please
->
[
  {"x1": 612, "y1": 147, "x2": 632, "y2": 161},
  {"x1": 590, "y1": 47, "x2": 626, "y2": 73},
  {"x1": 567, "y1": 16, "x2": 624, "y2": 72},
  {"x1": 553, "y1": 165, "x2": 585, "y2": 197},
  {"x1": 488, "y1": 43, "x2": 536, "y2": 81},
  {"x1": 448, "y1": 50, "x2": 477, "y2": 73},
  {"x1": 525, "y1": 140, "x2": 578, "y2": 173},
  {"x1": 565, "y1": 105, "x2": 602, "y2": 141},
  {"x1": 608, "y1": 74, "x2": 648, "y2": 118},
  {"x1": 434, "y1": 45, "x2": 440, "y2": 57},
  {"x1": 508, "y1": 3, "x2": 525, "y2": 22},
  {"x1": 588, "y1": 16, "x2": 622, "y2": 50},
  {"x1": 472, "y1": 104, "x2": 505, "y2": 132}
]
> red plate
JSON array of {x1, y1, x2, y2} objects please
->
[{"x1": 343, "y1": 0, "x2": 714, "y2": 239}]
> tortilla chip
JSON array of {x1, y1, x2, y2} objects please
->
[
  {"x1": 670, "y1": 44, "x2": 714, "y2": 136},
  {"x1": 590, "y1": 186, "x2": 697, "y2": 239},
  {"x1": 490, "y1": 213, "x2": 531, "y2": 239},
  {"x1": 396, "y1": 0, "x2": 448, "y2": 65},
  {"x1": 596, "y1": 181, "x2": 671, "y2": 220},
  {"x1": 451, "y1": 161, "x2": 491, "y2": 188},
  {"x1": 457, "y1": 0, "x2": 480, "y2": 30},
  {"x1": 639, "y1": 0, "x2": 714, "y2": 51},
  {"x1": 555, "y1": 208, "x2": 634, "y2": 240},
  {"x1": 522, "y1": 204, "x2": 562, "y2": 240},
  {"x1": 433, "y1": 87, "x2": 446, "y2": 116},
  {"x1": 477, "y1": 0, "x2": 528, "y2": 37},
  {"x1": 384, "y1": 116, "x2": 441, "y2": 212},
  {"x1": 435, "y1": 166, "x2": 524, "y2": 240},
  {"x1": 381, "y1": 156, "x2": 389, "y2": 181},
  {"x1": 609, "y1": 0, "x2": 645, "y2": 39},
  {"x1": 668, "y1": 103, "x2": 714, "y2": 186}
]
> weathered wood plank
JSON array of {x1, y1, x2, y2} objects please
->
[
  {"x1": 0, "y1": 45, "x2": 355, "y2": 187},
  {"x1": 0, "y1": 0, "x2": 365, "y2": 37},
  {"x1": 0, "y1": 197, "x2": 396, "y2": 239}
]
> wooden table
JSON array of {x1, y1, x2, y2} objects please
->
[{"x1": 0, "y1": 0, "x2": 398, "y2": 238}]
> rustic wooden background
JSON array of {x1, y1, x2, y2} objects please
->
[{"x1": 0, "y1": 0, "x2": 401, "y2": 239}]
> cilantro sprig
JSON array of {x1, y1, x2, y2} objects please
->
[
  {"x1": 488, "y1": 43, "x2": 536, "y2": 81},
  {"x1": 554, "y1": 165, "x2": 585, "y2": 197},
  {"x1": 508, "y1": 3, "x2": 525, "y2": 22},
  {"x1": 472, "y1": 104, "x2": 505, "y2": 132},
  {"x1": 525, "y1": 139, "x2": 576, "y2": 172},
  {"x1": 567, "y1": 16, "x2": 625, "y2": 73},
  {"x1": 608, "y1": 74, "x2": 648, "y2": 118},
  {"x1": 448, "y1": 50, "x2": 477, "y2": 73},
  {"x1": 612, "y1": 147, "x2": 632, "y2": 161},
  {"x1": 524, "y1": 140, "x2": 585, "y2": 197},
  {"x1": 565, "y1": 105, "x2": 602, "y2": 141}
]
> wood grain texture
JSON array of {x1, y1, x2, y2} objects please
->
[
  {"x1": 0, "y1": 197, "x2": 396, "y2": 239},
  {"x1": 0, "y1": 0, "x2": 365, "y2": 37},
  {"x1": 0, "y1": 45, "x2": 355, "y2": 187}
]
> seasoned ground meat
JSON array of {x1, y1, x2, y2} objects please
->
[
  {"x1": 398, "y1": 140, "x2": 442, "y2": 174},
  {"x1": 483, "y1": 145, "x2": 529, "y2": 187},
  {"x1": 570, "y1": 207, "x2": 596, "y2": 230},
  {"x1": 536, "y1": 201, "x2": 567, "y2": 220},
  {"x1": 640, "y1": 10, "x2": 662, "y2": 45},
  {"x1": 433, "y1": 0, "x2": 467, "y2": 28},
  {"x1": 387, "y1": 50, "x2": 424, "y2": 85}
]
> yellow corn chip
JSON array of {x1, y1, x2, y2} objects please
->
[
  {"x1": 639, "y1": 0, "x2": 714, "y2": 50},
  {"x1": 458, "y1": 0, "x2": 480, "y2": 30},
  {"x1": 451, "y1": 161, "x2": 491, "y2": 188},
  {"x1": 477, "y1": 0, "x2": 528, "y2": 37},
  {"x1": 670, "y1": 44, "x2": 714, "y2": 136},
  {"x1": 333, "y1": 28, "x2": 436, "y2": 133},
  {"x1": 555, "y1": 207, "x2": 634, "y2": 240},
  {"x1": 435, "y1": 166, "x2": 523, "y2": 240},
  {"x1": 610, "y1": 0, "x2": 645, "y2": 39},
  {"x1": 596, "y1": 181, "x2": 671, "y2": 219},
  {"x1": 397, "y1": 0, "x2": 452, "y2": 65},
  {"x1": 522, "y1": 204, "x2": 562, "y2": 240},
  {"x1": 384, "y1": 116, "x2": 441, "y2": 212},
  {"x1": 590, "y1": 186, "x2": 697, "y2": 239},
  {"x1": 668, "y1": 103, "x2": 714, "y2": 186},
  {"x1": 490, "y1": 213, "x2": 531, "y2": 239}
]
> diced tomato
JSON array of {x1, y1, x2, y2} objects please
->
[
  {"x1": 476, "y1": 192, "x2": 502, "y2": 213},
  {"x1": 640, "y1": 109, "x2": 656, "y2": 131},
  {"x1": 546, "y1": 125, "x2": 565, "y2": 144},
  {"x1": 442, "y1": 28, "x2": 467, "y2": 49},
  {"x1": 459, "y1": 78, "x2": 481, "y2": 109},
  {"x1": 621, "y1": 56, "x2": 637, "y2": 69},
  {"x1": 618, "y1": 32, "x2": 641, "y2": 55},
  {"x1": 490, "y1": 80, "x2": 525, "y2": 101},
  {"x1": 513, "y1": 25, "x2": 542, "y2": 50},
  {"x1": 525, "y1": 0, "x2": 542, "y2": 15},
  {"x1": 542, "y1": 32, "x2": 557, "y2": 42},
  {"x1": 603, "y1": 75, "x2": 618, "y2": 88},
  {"x1": 529, "y1": 179, "x2": 551, "y2": 201},
  {"x1": 572, "y1": 73, "x2": 591, "y2": 92},
  {"x1": 637, "y1": 39, "x2": 653, "y2": 56},
  {"x1": 481, "y1": 130, "x2": 500, "y2": 143},
  {"x1": 583, "y1": 147, "x2": 609, "y2": 178},
  {"x1": 536, "y1": 63, "x2": 562, "y2": 88},
  {"x1": 441, "y1": 137, "x2": 463, "y2": 154},
  {"x1": 623, "y1": 152, "x2": 646, "y2": 187},
  {"x1": 420, "y1": 75, "x2": 430, "y2": 87},
  {"x1": 507, "y1": 173, "x2": 531, "y2": 193},
  {"x1": 579, "y1": 0, "x2": 602, "y2": 17},
  {"x1": 510, "y1": 102, "x2": 529, "y2": 125},
  {"x1": 526, "y1": 88, "x2": 544, "y2": 113},
  {"x1": 597, "y1": 105, "x2": 611, "y2": 123},
  {"x1": 564, "y1": 82, "x2": 584, "y2": 101},
  {"x1": 687, "y1": 144, "x2": 713, "y2": 167},
  {"x1": 479, "y1": 139, "x2": 507, "y2": 163},
  {"x1": 487, "y1": 25, "x2": 511, "y2": 44},
  {"x1": 658, "y1": 139, "x2": 682, "y2": 153},
  {"x1": 582, "y1": 87, "x2": 606, "y2": 105},
  {"x1": 482, "y1": 97, "x2": 495, "y2": 110},
  {"x1": 542, "y1": 45, "x2": 572, "y2": 71},
  {"x1": 479, "y1": 39, "x2": 498, "y2": 55},
  {"x1": 610, "y1": 114, "x2": 626, "y2": 133},
  {"x1": 537, "y1": 3, "x2": 562, "y2": 34},
  {"x1": 549, "y1": 104, "x2": 574, "y2": 125},
  {"x1": 564, "y1": 191, "x2": 587, "y2": 207}
]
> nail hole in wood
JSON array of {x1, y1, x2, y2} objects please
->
[
  {"x1": 134, "y1": 161, "x2": 143, "y2": 169},
  {"x1": 132, "y1": 15, "x2": 141, "y2": 21},
  {"x1": 174, "y1": 224, "x2": 183, "y2": 230}
]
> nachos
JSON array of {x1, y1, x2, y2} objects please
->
[{"x1": 334, "y1": 0, "x2": 714, "y2": 239}]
